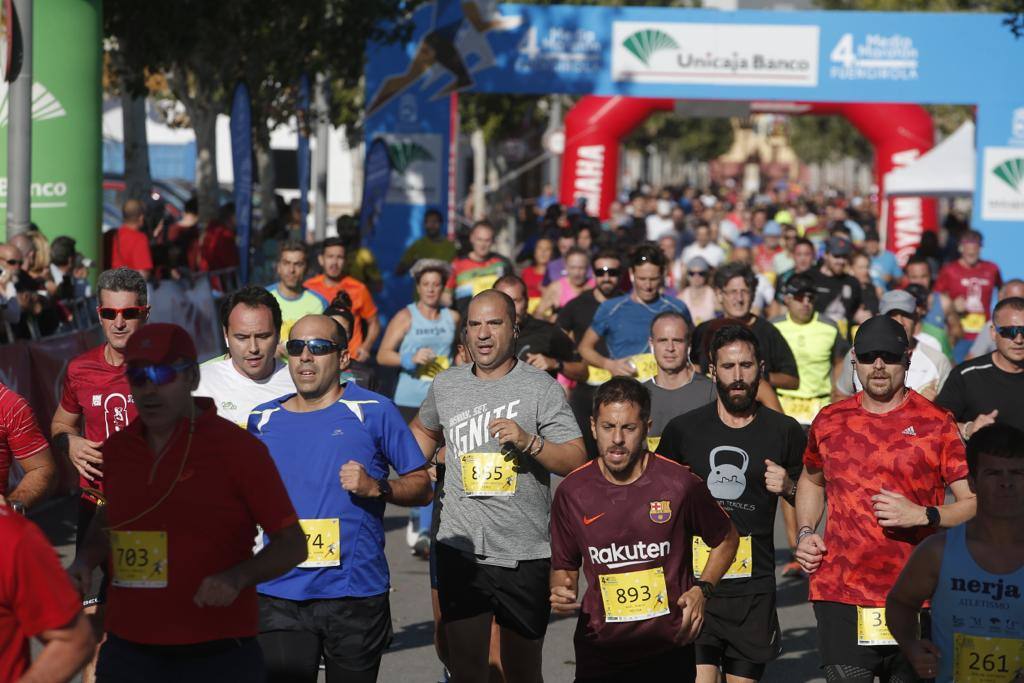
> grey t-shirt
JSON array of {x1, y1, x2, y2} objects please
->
[
  {"x1": 419, "y1": 361, "x2": 582, "y2": 561},
  {"x1": 644, "y1": 374, "x2": 717, "y2": 437}
]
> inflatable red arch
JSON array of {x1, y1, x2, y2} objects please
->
[{"x1": 559, "y1": 96, "x2": 937, "y2": 261}]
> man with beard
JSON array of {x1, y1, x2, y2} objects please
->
[
  {"x1": 795, "y1": 315, "x2": 976, "y2": 682},
  {"x1": 304, "y1": 237, "x2": 381, "y2": 361},
  {"x1": 410, "y1": 289, "x2": 585, "y2": 681},
  {"x1": 658, "y1": 325, "x2": 805, "y2": 683},
  {"x1": 396, "y1": 209, "x2": 457, "y2": 275},
  {"x1": 549, "y1": 377, "x2": 738, "y2": 682},
  {"x1": 267, "y1": 242, "x2": 328, "y2": 344}
]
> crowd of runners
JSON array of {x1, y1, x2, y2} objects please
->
[{"x1": 1, "y1": 189, "x2": 1022, "y2": 683}]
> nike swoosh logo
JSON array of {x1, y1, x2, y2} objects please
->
[{"x1": 583, "y1": 513, "x2": 605, "y2": 526}]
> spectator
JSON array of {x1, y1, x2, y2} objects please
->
[
  {"x1": 167, "y1": 196, "x2": 201, "y2": 271},
  {"x1": 644, "y1": 195, "x2": 675, "y2": 241},
  {"x1": 336, "y1": 214, "x2": 382, "y2": 292},
  {"x1": 200, "y1": 202, "x2": 240, "y2": 274},
  {"x1": 0, "y1": 243, "x2": 22, "y2": 327},
  {"x1": 396, "y1": 209, "x2": 457, "y2": 275},
  {"x1": 104, "y1": 199, "x2": 153, "y2": 278},
  {"x1": 535, "y1": 183, "x2": 558, "y2": 214}
]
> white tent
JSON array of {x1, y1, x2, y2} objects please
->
[{"x1": 884, "y1": 120, "x2": 975, "y2": 197}]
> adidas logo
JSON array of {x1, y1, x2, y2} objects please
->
[{"x1": 902, "y1": 426, "x2": 917, "y2": 436}]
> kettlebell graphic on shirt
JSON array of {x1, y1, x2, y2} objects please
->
[{"x1": 707, "y1": 446, "x2": 749, "y2": 500}]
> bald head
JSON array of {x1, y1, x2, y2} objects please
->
[
  {"x1": 8, "y1": 234, "x2": 31, "y2": 256},
  {"x1": 122, "y1": 199, "x2": 145, "y2": 225},
  {"x1": 1001, "y1": 279, "x2": 1024, "y2": 301},
  {"x1": 469, "y1": 289, "x2": 516, "y2": 326},
  {"x1": 290, "y1": 314, "x2": 349, "y2": 348},
  {"x1": 0, "y1": 243, "x2": 22, "y2": 264}
]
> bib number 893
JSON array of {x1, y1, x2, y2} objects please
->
[{"x1": 616, "y1": 586, "x2": 652, "y2": 604}]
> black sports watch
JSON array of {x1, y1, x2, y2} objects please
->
[
  {"x1": 697, "y1": 580, "x2": 715, "y2": 600},
  {"x1": 8, "y1": 500, "x2": 25, "y2": 515},
  {"x1": 925, "y1": 506, "x2": 941, "y2": 528},
  {"x1": 376, "y1": 478, "x2": 392, "y2": 500}
]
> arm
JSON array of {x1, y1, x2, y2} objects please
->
[
  {"x1": 795, "y1": 465, "x2": 828, "y2": 573},
  {"x1": 66, "y1": 506, "x2": 111, "y2": 592},
  {"x1": 549, "y1": 568, "x2": 581, "y2": 616},
  {"x1": 676, "y1": 523, "x2": 739, "y2": 645},
  {"x1": 360, "y1": 314, "x2": 382, "y2": 358},
  {"x1": 886, "y1": 535, "x2": 945, "y2": 680},
  {"x1": 409, "y1": 416, "x2": 444, "y2": 463},
  {"x1": 339, "y1": 463, "x2": 433, "y2": 507},
  {"x1": 767, "y1": 371, "x2": 799, "y2": 391},
  {"x1": 194, "y1": 523, "x2": 307, "y2": 607},
  {"x1": 870, "y1": 478, "x2": 976, "y2": 529},
  {"x1": 535, "y1": 283, "x2": 559, "y2": 321},
  {"x1": 8, "y1": 449, "x2": 57, "y2": 510},
  {"x1": 51, "y1": 406, "x2": 104, "y2": 482},
  {"x1": 16, "y1": 613, "x2": 95, "y2": 683},
  {"x1": 375, "y1": 309, "x2": 412, "y2": 368},
  {"x1": 756, "y1": 382, "x2": 784, "y2": 413},
  {"x1": 578, "y1": 327, "x2": 634, "y2": 376}
]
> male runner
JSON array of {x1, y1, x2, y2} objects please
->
[
  {"x1": 886, "y1": 423, "x2": 1024, "y2": 683},
  {"x1": 195, "y1": 286, "x2": 294, "y2": 426},
  {"x1": 796, "y1": 315, "x2": 977, "y2": 682},
  {"x1": 446, "y1": 220, "x2": 512, "y2": 315},
  {"x1": 410, "y1": 289, "x2": 586, "y2": 681},
  {"x1": 304, "y1": 237, "x2": 381, "y2": 360},
  {"x1": 250, "y1": 315, "x2": 432, "y2": 681},
  {"x1": 0, "y1": 382, "x2": 56, "y2": 513},
  {"x1": 67, "y1": 323, "x2": 306, "y2": 681},
  {"x1": 642, "y1": 310, "x2": 715, "y2": 453},
  {"x1": 659, "y1": 325, "x2": 806, "y2": 682},
  {"x1": 267, "y1": 241, "x2": 328, "y2": 342},
  {"x1": 934, "y1": 229, "x2": 1002, "y2": 362},
  {"x1": 550, "y1": 376, "x2": 739, "y2": 682}
]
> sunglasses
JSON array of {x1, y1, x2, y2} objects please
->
[
  {"x1": 792, "y1": 291, "x2": 815, "y2": 303},
  {"x1": 285, "y1": 338, "x2": 342, "y2": 357},
  {"x1": 98, "y1": 306, "x2": 150, "y2": 321},
  {"x1": 996, "y1": 325, "x2": 1024, "y2": 340},
  {"x1": 855, "y1": 350, "x2": 904, "y2": 365},
  {"x1": 126, "y1": 360, "x2": 195, "y2": 387},
  {"x1": 595, "y1": 267, "x2": 621, "y2": 277},
  {"x1": 688, "y1": 270, "x2": 707, "y2": 277},
  {"x1": 4, "y1": 259, "x2": 19, "y2": 266}
]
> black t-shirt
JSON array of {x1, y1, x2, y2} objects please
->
[
  {"x1": 515, "y1": 315, "x2": 579, "y2": 377},
  {"x1": 809, "y1": 269, "x2": 862, "y2": 335},
  {"x1": 690, "y1": 315, "x2": 799, "y2": 380},
  {"x1": 557, "y1": 289, "x2": 609, "y2": 357},
  {"x1": 936, "y1": 354, "x2": 1024, "y2": 433},
  {"x1": 657, "y1": 402, "x2": 806, "y2": 596}
]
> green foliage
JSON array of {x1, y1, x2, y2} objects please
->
[
  {"x1": 788, "y1": 116, "x2": 873, "y2": 164},
  {"x1": 623, "y1": 112, "x2": 734, "y2": 161}
]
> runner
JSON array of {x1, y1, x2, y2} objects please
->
[
  {"x1": 658, "y1": 324, "x2": 806, "y2": 682},
  {"x1": 964, "y1": 278, "x2": 1024, "y2": 360},
  {"x1": 1, "y1": 497, "x2": 94, "y2": 682},
  {"x1": 410, "y1": 289, "x2": 586, "y2": 681},
  {"x1": 493, "y1": 274, "x2": 588, "y2": 381},
  {"x1": 579, "y1": 244, "x2": 691, "y2": 380},
  {"x1": 446, "y1": 220, "x2": 512, "y2": 315},
  {"x1": 642, "y1": 311, "x2": 715, "y2": 453},
  {"x1": 535, "y1": 246, "x2": 594, "y2": 322},
  {"x1": 808, "y1": 236, "x2": 866, "y2": 340},
  {"x1": 66, "y1": 323, "x2": 306, "y2": 681},
  {"x1": 304, "y1": 237, "x2": 381, "y2": 361},
  {"x1": 249, "y1": 314, "x2": 432, "y2": 682},
  {"x1": 0, "y1": 382, "x2": 55, "y2": 513},
  {"x1": 937, "y1": 296, "x2": 1024, "y2": 436},
  {"x1": 903, "y1": 255, "x2": 962, "y2": 354},
  {"x1": 934, "y1": 229, "x2": 1002, "y2": 362},
  {"x1": 195, "y1": 286, "x2": 295, "y2": 426},
  {"x1": 886, "y1": 423, "x2": 1024, "y2": 683},
  {"x1": 267, "y1": 241, "x2": 328, "y2": 343},
  {"x1": 549, "y1": 377, "x2": 739, "y2": 682},
  {"x1": 795, "y1": 315, "x2": 977, "y2": 682},
  {"x1": 396, "y1": 209, "x2": 457, "y2": 275}
]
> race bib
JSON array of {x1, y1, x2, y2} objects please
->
[
  {"x1": 110, "y1": 530, "x2": 168, "y2": 588},
  {"x1": 693, "y1": 535, "x2": 752, "y2": 580},
  {"x1": 954, "y1": 633, "x2": 1024, "y2": 682},
  {"x1": 778, "y1": 395, "x2": 829, "y2": 426},
  {"x1": 962, "y1": 312, "x2": 987, "y2": 334},
  {"x1": 647, "y1": 436, "x2": 661, "y2": 453},
  {"x1": 461, "y1": 452, "x2": 517, "y2": 496},
  {"x1": 298, "y1": 518, "x2": 340, "y2": 568},
  {"x1": 599, "y1": 567, "x2": 671, "y2": 623},
  {"x1": 857, "y1": 606, "x2": 896, "y2": 646},
  {"x1": 471, "y1": 275, "x2": 500, "y2": 297},
  {"x1": 587, "y1": 354, "x2": 659, "y2": 386},
  {"x1": 415, "y1": 356, "x2": 450, "y2": 381}
]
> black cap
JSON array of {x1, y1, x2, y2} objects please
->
[
  {"x1": 782, "y1": 273, "x2": 816, "y2": 297},
  {"x1": 864, "y1": 228, "x2": 880, "y2": 242},
  {"x1": 826, "y1": 236, "x2": 854, "y2": 257},
  {"x1": 853, "y1": 315, "x2": 910, "y2": 356}
]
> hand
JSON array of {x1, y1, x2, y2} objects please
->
[
  {"x1": 952, "y1": 296, "x2": 967, "y2": 313},
  {"x1": 675, "y1": 586, "x2": 706, "y2": 645},
  {"x1": 193, "y1": 570, "x2": 243, "y2": 607},
  {"x1": 764, "y1": 459, "x2": 788, "y2": 495},
  {"x1": 488, "y1": 417, "x2": 529, "y2": 452},
  {"x1": 968, "y1": 409, "x2": 999, "y2": 439},
  {"x1": 412, "y1": 348, "x2": 436, "y2": 365},
  {"x1": 66, "y1": 559, "x2": 93, "y2": 597},
  {"x1": 427, "y1": 465, "x2": 438, "y2": 483},
  {"x1": 68, "y1": 435, "x2": 104, "y2": 480},
  {"x1": 903, "y1": 639, "x2": 941, "y2": 679},
  {"x1": 339, "y1": 460, "x2": 380, "y2": 498},
  {"x1": 872, "y1": 488, "x2": 927, "y2": 528},
  {"x1": 606, "y1": 358, "x2": 637, "y2": 377},
  {"x1": 549, "y1": 576, "x2": 580, "y2": 615},
  {"x1": 526, "y1": 353, "x2": 555, "y2": 372},
  {"x1": 354, "y1": 347, "x2": 371, "y2": 363},
  {"x1": 796, "y1": 532, "x2": 827, "y2": 573}
]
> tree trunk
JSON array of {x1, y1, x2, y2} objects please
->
[
  {"x1": 121, "y1": 93, "x2": 152, "y2": 203},
  {"x1": 254, "y1": 135, "x2": 277, "y2": 231},
  {"x1": 191, "y1": 104, "x2": 219, "y2": 222},
  {"x1": 471, "y1": 127, "x2": 486, "y2": 221}
]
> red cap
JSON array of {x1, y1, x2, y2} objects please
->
[{"x1": 123, "y1": 323, "x2": 197, "y2": 365}]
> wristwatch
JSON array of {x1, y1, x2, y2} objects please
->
[
  {"x1": 925, "y1": 506, "x2": 941, "y2": 528},
  {"x1": 697, "y1": 580, "x2": 715, "y2": 599},
  {"x1": 8, "y1": 500, "x2": 25, "y2": 515},
  {"x1": 376, "y1": 478, "x2": 392, "y2": 500}
]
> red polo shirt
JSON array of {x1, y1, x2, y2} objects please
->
[{"x1": 103, "y1": 398, "x2": 297, "y2": 645}]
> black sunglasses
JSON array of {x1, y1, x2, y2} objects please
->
[
  {"x1": 855, "y1": 350, "x2": 904, "y2": 365},
  {"x1": 688, "y1": 270, "x2": 707, "y2": 277},
  {"x1": 126, "y1": 361, "x2": 195, "y2": 387},
  {"x1": 595, "y1": 267, "x2": 621, "y2": 277},
  {"x1": 98, "y1": 306, "x2": 150, "y2": 321},
  {"x1": 285, "y1": 338, "x2": 342, "y2": 357},
  {"x1": 4, "y1": 259, "x2": 18, "y2": 266},
  {"x1": 996, "y1": 325, "x2": 1024, "y2": 340}
]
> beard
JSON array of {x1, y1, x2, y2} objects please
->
[{"x1": 715, "y1": 375, "x2": 759, "y2": 413}]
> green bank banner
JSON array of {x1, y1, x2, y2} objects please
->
[{"x1": 0, "y1": 0, "x2": 101, "y2": 260}]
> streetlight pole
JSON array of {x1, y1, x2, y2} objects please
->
[{"x1": 6, "y1": 0, "x2": 33, "y2": 239}]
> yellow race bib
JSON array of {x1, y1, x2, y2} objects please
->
[
  {"x1": 954, "y1": 633, "x2": 1024, "y2": 682},
  {"x1": 298, "y1": 518, "x2": 340, "y2": 568},
  {"x1": 587, "y1": 354, "x2": 659, "y2": 386},
  {"x1": 461, "y1": 452, "x2": 517, "y2": 496},
  {"x1": 962, "y1": 312, "x2": 987, "y2": 334},
  {"x1": 778, "y1": 395, "x2": 829, "y2": 426},
  {"x1": 857, "y1": 606, "x2": 896, "y2": 646},
  {"x1": 110, "y1": 530, "x2": 168, "y2": 588},
  {"x1": 693, "y1": 535, "x2": 752, "y2": 580},
  {"x1": 599, "y1": 567, "x2": 671, "y2": 623},
  {"x1": 647, "y1": 436, "x2": 661, "y2": 453},
  {"x1": 415, "y1": 356, "x2": 450, "y2": 381}
]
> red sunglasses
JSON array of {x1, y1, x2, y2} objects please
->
[{"x1": 97, "y1": 306, "x2": 150, "y2": 321}]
